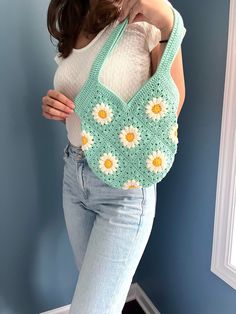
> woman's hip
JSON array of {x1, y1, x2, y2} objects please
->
[{"x1": 62, "y1": 141, "x2": 157, "y2": 219}]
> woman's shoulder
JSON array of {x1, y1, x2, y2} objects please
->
[
  {"x1": 125, "y1": 21, "x2": 161, "y2": 52},
  {"x1": 54, "y1": 53, "x2": 62, "y2": 65},
  {"x1": 54, "y1": 0, "x2": 173, "y2": 64},
  {"x1": 126, "y1": 0, "x2": 173, "y2": 52}
]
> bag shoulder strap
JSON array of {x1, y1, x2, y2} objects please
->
[
  {"x1": 154, "y1": 6, "x2": 187, "y2": 76},
  {"x1": 90, "y1": 6, "x2": 186, "y2": 80},
  {"x1": 90, "y1": 18, "x2": 129, "y2": 80}
]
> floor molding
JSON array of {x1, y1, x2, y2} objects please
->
[
  {"x1": 128, "y1": 282, "x2": 161, "y2": 314},
  {"x1": 40, "y1": 282, "x2": 160, "y2": 314}
]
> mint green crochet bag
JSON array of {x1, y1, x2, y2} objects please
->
[{"x1": 74, "y1": 6, "x2": 186, "y2": 190}]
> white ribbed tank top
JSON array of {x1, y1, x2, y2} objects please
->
[{"x1": 53, "y1": 1, "x2": 172, "y2": 147}]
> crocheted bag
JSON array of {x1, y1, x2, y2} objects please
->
[{"x1": 74, "y1": 6, "x2": 186, "y2": 189}]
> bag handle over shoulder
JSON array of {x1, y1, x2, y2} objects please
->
[
  {"x1": 154, "y1": 6, "x2": 187, "y2": 77},
  {"x1": 90, "y1": 18, "x2": 129, "y2": 80},
  {"x1": 90, "y1": 6, "x2": 186, "y2": 81}
]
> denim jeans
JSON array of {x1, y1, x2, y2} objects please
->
[{"x1": 62, "y1": 141, "x2": 157, "y2": 314}]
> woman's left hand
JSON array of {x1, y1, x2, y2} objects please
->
[{"x1": 118, "y1": 0, "x2": 174, "y2": 35}]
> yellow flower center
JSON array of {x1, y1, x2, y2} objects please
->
[
  {"x1": 98, "y1": 109, "x2": 107, "y2": 119},
  {"x1": 152, "y1": 103, "x2": 162, "y2": 114},
  {"x1": 175, "y1": 129, "x2": 178, "y2": 137},
  {"x1": 104, "y1": 159, "x2": 113, "y2": 169},
  {"x1": 81, "y1": 135, "x2": 88, "y2": 145},
  {"x1": 126, "y1": 132, "x2": 135, "y2": 142},
  {"x1": 153, "y1": 157, "x2": 162, "y2": 167},
  {"x1": 128, "y1": 185, "x2": 136, "y2": 189}
]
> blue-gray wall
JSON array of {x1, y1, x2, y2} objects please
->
[
  {"x1": 1, "y1": 0, "x2": 235, "y2": 313},
  {"x1": 0, "y1": 1, "x2": 78, "y2": 313},
  {"x1": 136, "y1": 1, "x2": 236, "y2": 314}
]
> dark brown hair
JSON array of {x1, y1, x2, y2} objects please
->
[{"x1": 47, "y1": 0, "x2": 122, "y2": 59}]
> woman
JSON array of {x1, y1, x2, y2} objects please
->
[{"x1": 42, "y1": 0, "x2": 186, "y2": 313}]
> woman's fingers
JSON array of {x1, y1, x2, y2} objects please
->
[
  {"x1": 42, "y1": 95, "x2": 74, "y2": 114},
  {"x1": 42, "y1": 101, "x2": 70, "y2": 119},
  {"x1": 42, "y1": 111, "x2": 65, "y2": 121},
  {"x1": 119, "y1": 0, "x2": 138, "y2": 22},
  {"x1": 47, "y1": 89, "x2": 75, "y2": 110},
  {"x1": 41, "y1": 90, "x2": 75, "y2": 121}
]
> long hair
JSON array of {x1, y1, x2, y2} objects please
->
[{"x1": 47, "y1": 0, "x2": 122, "y2": 59}]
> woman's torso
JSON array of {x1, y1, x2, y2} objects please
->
[{"x1": 53, "y1": 19, "x2": 162, "y2": 147}]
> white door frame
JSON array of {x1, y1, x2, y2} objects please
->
[{"x1": 210, "y1": 0, "x2": 236, "y2": 290}]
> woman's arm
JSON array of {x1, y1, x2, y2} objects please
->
[{"x1": 150, "y1": 44, "x2": 186, "y2": 119}]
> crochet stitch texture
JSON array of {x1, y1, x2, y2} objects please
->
[{"x1": 74, "y1": 6, "x2": 187, "y2": 189}]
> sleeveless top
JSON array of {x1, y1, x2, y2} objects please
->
[
  {"x1": 73, "y1": 6, "x2": 187, "y2": 189},
  {"x1": 53, "y1": 0, "x2": 174, "y2": 147}
]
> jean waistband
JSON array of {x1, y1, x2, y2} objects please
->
[{"x1": 64, "y1": 141, "x2": 86, "y2": 161}]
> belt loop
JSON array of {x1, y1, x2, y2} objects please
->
[
  {"x1": 76, "y1": 146, "x2": 85, "y2": 161},
  {"x1": 63, "y1": 142, "x2": 70, "y2": 156}
]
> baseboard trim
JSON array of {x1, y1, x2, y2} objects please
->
[
  {"x1": 40, "y1": 282, "x2": 160, "y2": 314},
  {"x1": 40, "y1": 304, "x2": 70, "y2": 314},
  {"x1": 131, "y1": 283, "x2": 161, "y2": 314}
]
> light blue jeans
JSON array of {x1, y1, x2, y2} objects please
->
[{"x1": 62, "y1": 141, "x2": 157, "y2": 314}]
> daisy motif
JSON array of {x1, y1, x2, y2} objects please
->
[
  {"x1": 92, "y1": 102, "x2": 113, "y2": 125},
  {"x1": 99, "y1": 152, "x2": 119, "y2": 175},
  {"x1": 169, "y1": 123, "x2": 179, "y2": 144},
  {"x1": 81, "y1": 130, "x2": 94, "y2": 151},
  {"x1": 119, "y1": 125, "x2": 141, "y2": 149},
  {"x1": 146, "y1": 150, "x2": 167, "y2": 173},
  {"x1": 145, "y1": 96, "x2": 167, "y2": 120},
  {"x1": 122, "y1": 179, "x2": 142, "y2": 190}
]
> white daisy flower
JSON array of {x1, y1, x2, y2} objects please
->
[
  {"x1": 92, "y1": 102, "x2": 113, "y2": 125},
  {"x1": 119, "y1": 125, "x2": 141, "y2": 149},
  {"x1": 99, "y1": 152, "x2": 119, "y2": 175},
  {"x1": 146, "y1": 150, "x2": 167, "y2": 173},
  {"x1": 145, "y1": 96, "x2": 168, "y2": 120},
  {"x1": 122, "y1": 179, "x2": 142, "y2": 189},
  {"x1": 81, "y1": 130, "x2": 94, "y2": 151},
  {"x1": 169, "y1": 123, "x2": 179, "y2": 144}
]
